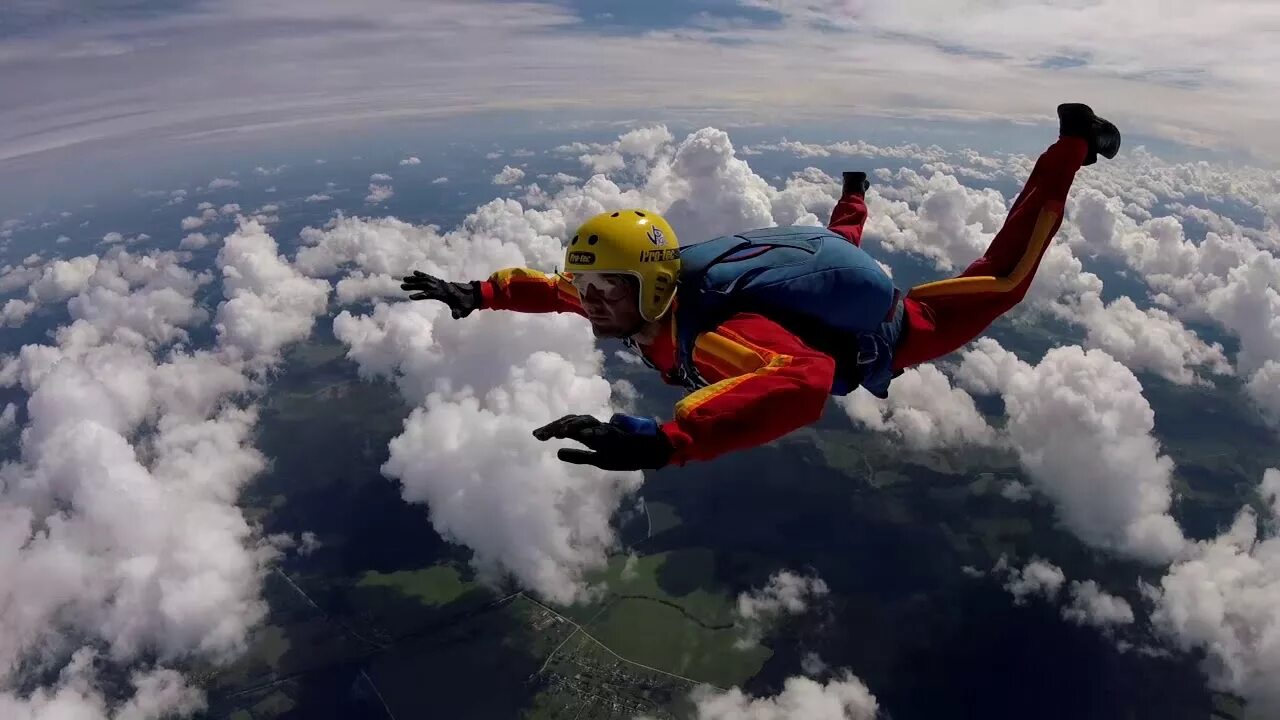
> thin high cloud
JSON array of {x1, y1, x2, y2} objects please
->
[{"x1": 1, "y1": 0, "x2": 1278, "y2": 170}]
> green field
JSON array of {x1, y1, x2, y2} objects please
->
[
  {"x1": 357, "y1": 565, "x2": 474, "y2": 607},
  {"x1": 586, "y1": 598, "x2": 769, "y2": 688},
  {"x1": 544, "y1": 549, "x2": 773, "y2": 689}
]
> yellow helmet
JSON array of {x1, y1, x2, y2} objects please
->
[{"x1": 563, "y1": 209, "x2": 680, "y2": 321}]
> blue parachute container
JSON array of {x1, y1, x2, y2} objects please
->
[{"x1": 669, "y1": 225, "x2": 906, "y2": 397}]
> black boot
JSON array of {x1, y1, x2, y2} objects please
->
[
  {"x1": 1057, "y1": 103, "x2": 1121, "y2": 166},
  {"x1": 843, "y1": 171, "x2": 870, "y2": 197}
]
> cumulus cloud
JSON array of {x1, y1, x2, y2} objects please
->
[
  {"x1": 1000, "y1": 557, "x2": 1066, "y2": 605},
  {"x1": 0, "y1": 403, "x2": 15, "y2": 433},
  {"x1": 1001, "y1": 480, "x2": 1032, "y2": 502},
  {"x1": 0, "y1": 221, "x2": 331, "y2": 717},
  {"x1": 399, "y1": 156, "x2": 421, "y2": 166},
  {"x1": 365, "y1": 184, "x2": 394, "y2": 204},
  {"x1": 28, "y1": 255, "x2": 100, "y2": 304},
  {"x1": 996, "y1": 558, "x2": 1134, "y2": 635},
  {"x1": 298, "y1": 204, "x2": 638, "y2": 605},
  {"x1": 432, "y1": 177, "x2": 448, "y2": 184},
  {"x1": 213, "y1": 219, "x2": 331, "y2": 366},
  {"x1": 1, "y1": 298, "x2": 34, "y2": 327},
  {"x1": 1246, "y1": 361, "x2": 1280, "y2": 428},
  {"x1": 1145, "y1": 469, "x2": 1280, "y2": 716},
  {"x1": 1068, "y1": 293, "x2": 1232, "y2": 386},
  {"x1": 206, "y1": 178, "x2": 238, "y2": 190},
  {"x1": 1062, "y1": 182, "x2": 1280, "y2": 427},
  {"x1": 493, "y1": 165, "x2": 525, "y2": 185},
  {"x1": 179, "y1": 233, "x2": 210, "y2": 250},
  {"x1": 370, "y1": 173, "x2": 392, "y2": 182},
  {"x1": 180, "y1": 216, "x2": 205, "y2": 231},
  {"x1": 1063, "y1": 580, "x2": 1135, "y2": 629},
  {"x1": 735, "y1": 570, "x2": 830, "y2": 648},
  {"x1": 956, "y1": 339, "x2": 1186, "y2": 563},
  {"x1": 837, "y1": 363, "x2": 999, "y2": 452},
  {"x1": 305, "y1": 193, "x2": 332, "y2": 203},
  {"x1": 670, "y1": 673, "x2": 879, "y2": 720},
  {"x1": 863, "y1": 167, "x2": 1007, "y2": 272},
  {"x1": 0, "y1": 649, "x2": 206, "y2": 720}
]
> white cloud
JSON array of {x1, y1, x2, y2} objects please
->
[
  {"x1": 299, "y1": 204, "x2": 637, "y2": 605},
  {"x1": 206, "y1": 178, "x2": 238, "y2": 190},
  {"x1": 1246, "y1": 361, "x2": 1280, "y2": 429},
  {"x1": 0, "y1": 648, "x2": 205, "y2": 720},
  {"x1": 735, "y1": 570, "x2": 830, "y2": 648},
  {"x1": 1000, "y1": 557, "x2": 1066, "y2": 605},
  {"x1": 28, "y1": 256, "x2": 99, "y2": 304},
  {"x1": 1146, "y1": 469, "x2": 1280, "y2": 716},
  {"x1": 431, "y1": 177, "x2": 448, "y2": 184},
  {"x1": 801, "y1": 653, "x2": 829, "y2": 677},
  {"x1": 956, "y1": 339, "x2": 1187, "y2": 563},
  {"x1": 493, "y1": 165, "x2": 525, "y2": 185},
  {"x1": 837, "y1": 363, "x2": 999, "y2": 452},
  {"x1": 580, "y1": 151, "x2": 626, "y2": 175},
  {"x1": 0, "y1": 403, "x2": 15, "y2": 434},
  {"x1": 1001, "y1": 480, "x2": 1032, "y2": 502},
  {"x1": 863, "y1": 167, "x2": 1007, "y2": 272},
  {"x1": 671, "y1": 673, "x2": 879, "y2": 720},
  {"x1": 1069, "y1": 293, "x2": 1233, "y2": 386},
  {"x1": 102, "y1": 232, "x2": 124, "y2": 245},
  {"x1": 1, "y1": 299, "x2": 34, "y2": 328},
  {"x1": 179, "y1": 233, "x2": 210, "y2": 250},
  {"x1": 180, "y1": 216, "x2": 205, "y2": 231},
  {"x1": 1060, "y1": 181, "x2": 1280, "y2": 425},
  {"x1": 213, "y1": 219, "x2": 332, "y2": 366},
  {"x1": 370, "y1": 172, "x2": 392, "y2": 182},
  {"x1": 1063, "y1": 580, "x2": 1134, "y2": 629},
  {"x1": 364, "y1": 184, "x2": 394, "y2": 204},
  {"x1": 304, "y1": 193, "x2": 332, "y2": 203},
  {"x1": 218, "y1": 203, "x2": 240, "y2": 216},
  {"x1": 998, "y1": 559, "x2": 1134, "y2": 636},
  {"x1": 0, "y1": 223, "x2": 331, "y2": 716},
  {"x1": 0, "y1": 264, "x2": 42, "y2": 295},
  {"x1": 399, "y1": 156, "x2": 421, "y2": 166}
]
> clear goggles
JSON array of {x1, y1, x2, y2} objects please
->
[{"x1": 568, "y1": 272, "x2": 632, "y2": 301}]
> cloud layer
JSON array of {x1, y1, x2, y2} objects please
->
[{"x1": 0, "y1": 220, "x2": 330, "y2": 717}]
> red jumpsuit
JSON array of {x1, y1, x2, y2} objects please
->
[{"x1": 477, "y1": 136, "x2": 1088, "y2": 466}]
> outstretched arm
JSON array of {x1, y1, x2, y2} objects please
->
[
  {"x1": 828, "y1": 187, "x2": 868, "y2": 247},
  {"x1": 660, "y1": 312, "x2": 836, "y2": 465},
  {"x1": 479, "y1": 267, "x2": 585, "y2": 316}
]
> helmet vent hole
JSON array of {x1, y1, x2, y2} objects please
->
[
  {"x1": 588, "y1": 234, "x2": 599, "y2": 245},
  {"x1": 610, "y1": 212, "x2": 619, "y2": 217},
  {"x1": 570, "y1": 235, "x2": 578, "y2": 245},
  {"x1": 634, "y1": 211, "x2": 646, "y2": 217}
]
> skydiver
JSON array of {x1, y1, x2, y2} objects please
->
[{"x1": 401, "y1": 103, "x2": 1121, "y2": 472}]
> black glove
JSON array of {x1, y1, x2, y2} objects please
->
[
  {"x1": 843, "y1": 171, "x2": 869, "y2": 197},
  {"x1": 400, "y1": 270, "x2": 482, "y2": 319},
  {"x1": 533, "y1": 413, "x2": 674, "y2": 471}
]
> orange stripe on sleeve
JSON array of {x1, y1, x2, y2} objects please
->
[{"x1": 660, "y1": 313, "x2": 836, "y2": 465}]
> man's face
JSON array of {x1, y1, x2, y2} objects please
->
[{"x1": 571, "y1": 272, "x2": 645, "y2": 338}]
